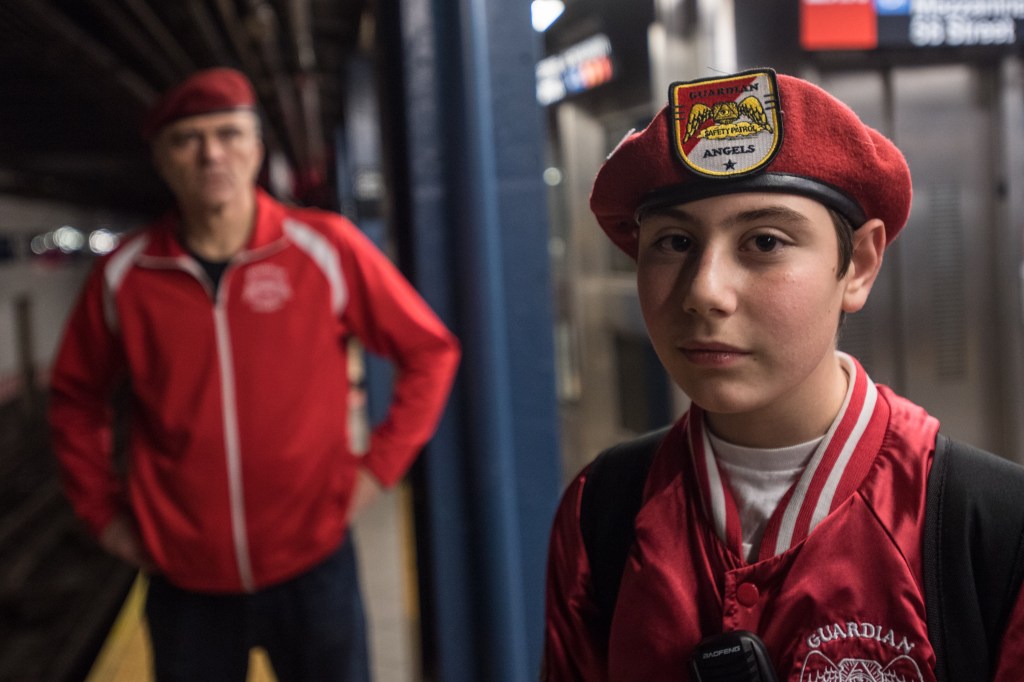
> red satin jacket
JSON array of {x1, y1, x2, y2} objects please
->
[{"x1": 544, "y1": 358, "x2": 1024, "y2": 680}]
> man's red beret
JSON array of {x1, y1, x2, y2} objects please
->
[
  {"x1": 143, "y1": 67, "x2": 257, "y2": 141},
  {"x1": 590, "y1": 69, "x2": 912, "y2": 259}
]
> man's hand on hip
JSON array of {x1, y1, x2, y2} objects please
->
[
  {"x1": 349, "y1": 467, "x2": 383, "y2": 521},
  {"x1": 99, "y1": 514, "x2": 155, "y2": 572}
]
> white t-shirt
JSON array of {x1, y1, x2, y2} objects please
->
[{"x1": 708, "y1": 430, "x2": 822, "y2": 562}]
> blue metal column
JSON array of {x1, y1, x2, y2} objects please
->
[{"x1": 379, "y1": 0, "x2": 562, "y2": 678}]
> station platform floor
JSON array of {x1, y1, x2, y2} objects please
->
[{"x1": 84, "y1": 484, "x2": 420, "y2": 682}]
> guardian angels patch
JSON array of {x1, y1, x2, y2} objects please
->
[
  {"x1": 669, "y1": 69, "x2": 782, "y2": 178},
  {"x1": 799, "y1": 621, "x2": 925, "y2": 682}
]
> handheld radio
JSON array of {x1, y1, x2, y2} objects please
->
[{"x1": 690, "y1": 630, "x2": 778, "y2": 682}]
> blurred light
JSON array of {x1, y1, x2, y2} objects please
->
[
  {"x1": 543, "y1": 167, "x2": 563, "y2": 186},
  {"x1": 30, "y1": 235, "x2": 48, "y2": 255},
  {"x1": 54, "y1": 225, "x2": 85, "y2": 253},
  {"x1": 536, "y1": 33, "x2": 614, "y2": 105},
  {"x1": 532, "y1": 0, "x2": 564, "y2": 32},
  {"x1": 89, "y1": 228, "x2": 119, "y2": 255}
]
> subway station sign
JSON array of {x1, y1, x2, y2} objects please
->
[
  {"x1": 536, "y1": 34, "x2": 615, "y2": 105},
  {"x1": 801, "y1": 0, "x2": 1024, "y2": 50}
]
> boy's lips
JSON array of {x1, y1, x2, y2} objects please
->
[{"x1": 678, "y1": 341, "x2": 750, "y2": 366}]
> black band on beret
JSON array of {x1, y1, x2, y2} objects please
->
[{"x1": 636, "y1": 172, "x2": 867, "y2": 229}]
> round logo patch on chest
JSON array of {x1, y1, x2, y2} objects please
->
[{"x1": 241, "y1": 263, "x2": 293, "y2": 313}]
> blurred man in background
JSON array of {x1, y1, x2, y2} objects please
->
[{"x1": 49, "y1": 67, "x2": 460, "y2": 681}]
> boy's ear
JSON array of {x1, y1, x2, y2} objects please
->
[{"x1": 841, "y1": 218, "x2": 886, "y2": 314}]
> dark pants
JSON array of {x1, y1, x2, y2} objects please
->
[{"x1": 145, "y1": 537, "x2": 371, "y2": 682}]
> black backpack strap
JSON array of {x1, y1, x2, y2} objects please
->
[
  {"x1": 925, "y1": 433, "x2": 1024, "y2": 682},
  {"x1": 580, "y1": 426, "x2": 669, "y2": 644}
]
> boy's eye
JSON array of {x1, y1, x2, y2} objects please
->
[
  {"x1": 752, "y1": 234, "x2": 781, "y2": 252},
  {"x1": 658, "y1": 234, "x2": 692, "y2": 252}
]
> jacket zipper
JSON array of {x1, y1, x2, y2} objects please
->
[{"x1": 212, "y1": 268, "x2": 256, "y2": 593}]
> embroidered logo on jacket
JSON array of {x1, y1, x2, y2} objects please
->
[
  {"x1": 241, "y1": 263, "x2": 292, "y2": 312},
  {"x1": 801, "y1": 622, "x2": 924, "y2": 682},
  {"x1": 801, "y1": 651, "x2": 924, "y2": 682}
]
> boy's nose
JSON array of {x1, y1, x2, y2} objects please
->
[{"x1": 683, "y1": 250, "x2": 737, "y2": 317}]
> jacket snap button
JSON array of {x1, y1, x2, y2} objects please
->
[{"x1": 737, "y1": 582, "x2": 759, "y2": 607}]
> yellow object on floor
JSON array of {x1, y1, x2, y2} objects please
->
[
  {"x1": 85, "y1": 575, "x2": 276, "y2": 682},
  {"x1": 83, "y1": 485, "x2": 419, "y2": 681}
]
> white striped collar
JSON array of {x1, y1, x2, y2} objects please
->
[{"x1": 684, "y1": 352, "x2": 891, "y2": 561}]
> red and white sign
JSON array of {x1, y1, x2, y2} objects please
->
[{"x1": 800, "y1": 0, "x2": 878, "y2": 50}]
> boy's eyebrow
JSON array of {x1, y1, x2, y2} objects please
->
[
  {"x1": 639, "y1": 206, "x2": 699, "y2": 224},
  {"x1": 728, "y1": 205, "x2": 813, "y2": 227}
]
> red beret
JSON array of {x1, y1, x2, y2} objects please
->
[
  {"x1": 143, "y1": 67, "x2": 257, "y2": 141},
  {"x1": 590, "y1": 69, "x2": 912, "y2": 258}
]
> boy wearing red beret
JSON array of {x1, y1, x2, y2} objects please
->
[
  {"x1": 49, "y1": 68, "x2": 460, "y2": 680},
  {"x1": 543, "y1": 69, "x2": 1024, "y2": 680}
]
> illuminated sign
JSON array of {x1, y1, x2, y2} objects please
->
[
  {"x1": 536, "y1": 34, "x2": 615, "y2": 105},
  {"x1": 802, "y1": 0, "x2": 878, "y2": 49},
  {"x1": 801, "y1": 0, "x2": 1024, "y2": 50}
]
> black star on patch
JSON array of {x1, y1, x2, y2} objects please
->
[{"x1": 724, "y1": 159, "x2": 737, "y2": 170}]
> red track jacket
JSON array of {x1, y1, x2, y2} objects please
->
[
  {"x1": 544, "y1": 357, "x2": 1024, "y2": 680},
  {"x1": 50, "y1": 188, "x2": 460, "y2": 593}
]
